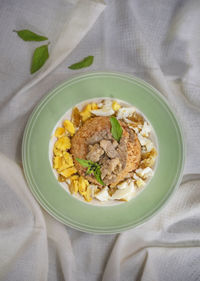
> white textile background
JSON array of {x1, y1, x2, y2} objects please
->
[{"x1": 0, "y1": 0, "x2": 200, "y2": 280}]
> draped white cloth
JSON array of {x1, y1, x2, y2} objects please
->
[{"x1": 0, "y1": 0, "x2": 200, "y2": 280}]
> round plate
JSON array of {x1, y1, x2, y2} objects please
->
[{"x1": 22, "y1": 72, "x2": 185, "y2": 234}]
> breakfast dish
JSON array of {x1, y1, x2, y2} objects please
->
[
  {"x1": 23, "y1": 72, "x2": 184, "y2": 233},
  {"x1": 51, "y1": 99, "x2": 157, "y2": 204}
]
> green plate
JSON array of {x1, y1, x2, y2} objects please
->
[{"x1": 22, "y1": 72, "x2": 185, "y2": 234}]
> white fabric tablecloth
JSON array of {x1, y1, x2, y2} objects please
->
[{"x1": 0, "y1": 0, "x2": 200, "y2": 280}]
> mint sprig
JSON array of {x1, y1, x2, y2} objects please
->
[{"x1": 76, "y1": 158, "x2": 104, "y2": 185}]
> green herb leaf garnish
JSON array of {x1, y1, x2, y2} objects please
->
[
  {"x1": 110, "y1": 116, "x2": 123, "y2": 142},
  {"x1": 68, "y1": 56, "x2": 94, "y2": 70},
  {"x1": 93, "y1": 166, "x2": 105, "y2": 186},
  {"x1": 13, "y1": 29, "x2": 48, "y2": 41},
  {"x1": 76, "y1": 158, "x2": 105, "y2": 185},
  {"x1": 31, "y1": 44, "x2": 49, "y2": 74},
  {"x1": 86, "y1": 165, "x2": 94, "y2": 175},
  {"x1": 76, "y1": 158, "x2": 93, "y2": 168}
]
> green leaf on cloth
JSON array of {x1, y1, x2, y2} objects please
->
[
  {"x1": 14, "y1": 29, "x2": 48, "y2": 41},
  {"x1": 68, "y1": 56, "x2": 94, "y2": 70},
  {"x1": 30, "y1": 44, "x2": 49, "y2": 74}
]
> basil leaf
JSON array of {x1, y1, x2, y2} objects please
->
[
  {"x1": 14, "y1": 29, "x2": 48, "y2": 41},
  {"x1": 86, "y1": 166, "x2": 94, "y2": 175},
  {"x1": 76, "y1": 158, "x2": 104, "y2": 185},
  {"x1": 94, "y1": 167, "x2": 105, "y2": 186},
  {"x1": 76, "y1": 158, "x2": 93, "y2": 168},
  {"x1": 110, "y1": 116, "x2": 123, "y2": 142},
  {"x1": 31, "y1": 44, "x2": 49, "y2": 74},
  {"x1": 68, "y1": 56, "x2": 94, "y2": 70}
]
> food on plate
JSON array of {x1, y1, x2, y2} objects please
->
[
  {"x1": 51, "y1": 99, "x2": 157, "y2": 204},
  {"x1": 71, "y1": 116, "x2": 141, "y2": 187}
]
